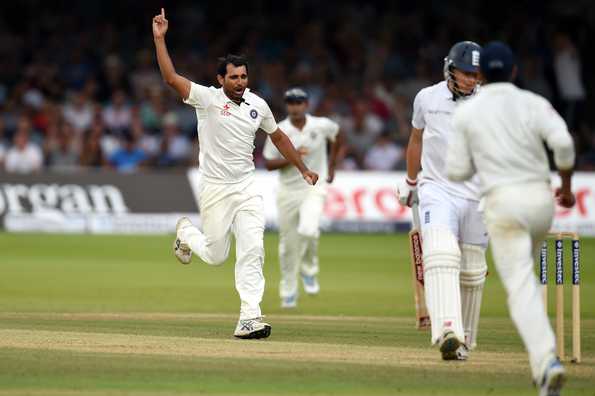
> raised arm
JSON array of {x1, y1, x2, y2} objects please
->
[
  {"x1": 152, "y1": 8, "x2": 191, "y2": 100},
  {"x1": 269, "y1": 128, "x2": 318, "y2": 185}
]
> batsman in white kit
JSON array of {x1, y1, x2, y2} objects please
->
[
  {"x1": 447, "y1": 42, "x2": 575, "y2": 396},
  {"x1": 263, "y1": 88, "x2": 343, "y2": 308},
  {"x1": 398, "y1": 41, "x2": 488, "y2": 360},
  {"x1": 152, "y1": 9, "x2": 319, "y2": 339}
]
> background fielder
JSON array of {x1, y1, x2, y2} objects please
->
[
  {"x1": 447, "y1": 41, "x2": 575, "y2": 396},
  {"x1": 263, "y1": 88, "x2": 343, "y2": 308},
  {"x1": 398, "y1": 41, "x2": 488, "y2": 360},
  {"x1": 152, "y1": 9, "x2": 318, "y2": 339}
]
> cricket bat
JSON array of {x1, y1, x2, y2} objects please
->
[{"x1": 409, "y1": 202, "x2": 431, "y2": 329}]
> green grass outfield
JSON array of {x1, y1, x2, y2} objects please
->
[{"x1": 0, "y1": 232, "x2": 593, "y2": 396}]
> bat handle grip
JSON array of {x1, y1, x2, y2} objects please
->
[{"x1": 411, "y1": 202, "x2": 422, "y2": 231}]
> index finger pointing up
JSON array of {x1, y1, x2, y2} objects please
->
[{"x1": 161, "y1": 8, "x2": 165, "y2": 18}]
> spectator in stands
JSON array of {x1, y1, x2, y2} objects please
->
[
  {"x1": 130, "y1": 49, "x2": 162, "y2": 101},
  {"x1": 63, "y1": 90, "x2": 94, "y2": 134},
  {"x1": 364, "y1": 131, "x2": 404, "y2": 171},
  {"x1": 102, "y1": 89, "x2": 132, "y2": 134},
  {"x1": 80, "y1": 124, "x2": 107, "y2": 168},
  {"x1": 521, "y1": 56, "x2": 553, "y2": 101},
  {"x1": 108, "y1": 130, "x2": 147, "y2": 172},
  {"x1": 131, "y1": 112, "x2": 160, "y2": 162},
  {"x1": 341, "y1": 99, "x2": 384, "y2": 168},
  {"x1": 553, "y1": 32, "x2": 586, "y2": 131},
  {"x1": 47, "y1": 122, "x2": 79, "y2": 171},
  {"x1": 4, "y1": 119, "x2": 43, "y2": 173},
  {"x1": 139, "y1": 86, "x2": 165, "y2": 133},
  {"x1": 155, "y1": 112, "x2": 191, "y2": 167}
]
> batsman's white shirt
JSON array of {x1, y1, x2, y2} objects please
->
[
  {"x1": 262, "y1": 114, "x2": 339, "y2": 189},
  {"x1": 184, "y1": 82, "x2": 278, "y2": 183},
  {"x1": 447, "y1": 82, "x2": 575, "y2": 193},
  {"x1": 412, "y1": 81, "x2": 480, "y2": 201}
]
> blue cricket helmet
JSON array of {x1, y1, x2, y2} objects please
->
[{"x1": 443, "y1": 41, "x2": 482, "y2": 98}]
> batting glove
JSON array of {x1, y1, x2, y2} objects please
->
[{"x1": 397, "y1": 177, "x2": 418, "y2": 207}]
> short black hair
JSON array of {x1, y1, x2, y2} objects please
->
[{"x1": 217, "y1": 54, "x2": 249, "y2": 77}]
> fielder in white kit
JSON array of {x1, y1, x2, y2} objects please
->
[
  {"x1": 152, "y1": 9, "x2": 319, "y2": 339},
  {"x1": 447, "y1": 42, "x2": 575, "y2": 396},
  {"x1": 263, "y1": 88, "x2": 343, "y2": 308},
  {"x1": 398, "y1": 41, "x2": 488, "y2": 360}
]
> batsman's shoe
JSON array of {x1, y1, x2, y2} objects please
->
[
  {"x1": 439, "y1": 330, "x2": 464, "y2": 360},
  {"x1": 538, "y1": 357, "x2": 565, "y2": 396},
  {"x1": 233, "y1": 317, "x2": 272, "y2": 339},
  {"x1": 281, "y1": 294, "x2": 297, "y2": 309},
  {"x1": 455, "y1": 343, "x2": 469, "y2": 361},
  {"x1": 301, "y1": 273, "x2": 320, "y2": 295},
  {"x1": 173, "y1": 217, "x2": 192, "y2": 265}
]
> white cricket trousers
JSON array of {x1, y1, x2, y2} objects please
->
[
  {"x1": 483, "y1": 182, "x2": 557, "y2": 380},
  {"x1": 277, "y1": 184, "x2": 326, "y2": 298},
  {"x1": 185, "y1": 176, "x2": 266, "y2": 320}
]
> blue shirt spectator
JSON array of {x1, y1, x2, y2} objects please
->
[{"x1": 109, "y1": 132, "x2": 147, "y2": 172}]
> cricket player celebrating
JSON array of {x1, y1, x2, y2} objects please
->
[
  {"x1": 152, "y1": 9, "x2": 318, "y2": 339},
  {"x1": 398, "y1": 41, "x2": 488, "y2": 360},
  {"x1": 263, "y1": 88, "x2": 343, "y2": 308},
  {"x1": 447, "y1": 42, "x2": 575, "y2": 396}
]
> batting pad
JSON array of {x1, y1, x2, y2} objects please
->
[
  {"x1": 423, "y1": 226, "x2": 464, "y2": 344},
  {"x1": 460, "y1": 244, "x2": 488, "y2": 349}
]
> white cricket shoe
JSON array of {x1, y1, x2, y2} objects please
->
[
  {"x1": 233, "y1": 317, "x2": 272, "y2": 339},
  {"x1": 281, "y1": 294, "x2": 297, "y2": 309},
  {"x1": 439, "y1": 330, "x2": 465, "y2": 360},
  {"x1": 455, "y1": 343, "x2": 469, "y2": 361},
  {"x1": 301, "y1": 273, "x2": 320, "y2": 295},
  {"x1": 173, "y1": 217, "x2": 193, "y2": 265},
  {"x1": 537, "y1": 356, "x2": 565, "y2": 396}
]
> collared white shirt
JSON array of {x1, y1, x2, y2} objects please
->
[
  {"x1": 184, "y1": 82, "x2": 278, "y2": 183},
  {"x1": 447, "y1": 82, "x2": 575, "y2": 195},
  {"x1": 263, "y1": 114, "x2": 339, "y2": 189},
  {"x1": 412, "y1": 80, "x2": 480, "y2": 201}
]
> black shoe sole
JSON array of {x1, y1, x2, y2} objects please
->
[
  {"x1": 234, "y1": 325, "x2": 272, "y2": 340},
  {"x1": 545, "y1": 371, "x2": 566, "y2": 396},
  {"x1": 440, "y1": 336, "x2": 462, "y2": 360}
]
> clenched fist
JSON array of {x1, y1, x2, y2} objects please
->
[{"x1": 302, "y1": 170, "x2": 319, "y2": 186}]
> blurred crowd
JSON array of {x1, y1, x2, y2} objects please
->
[{"x1": 0, "y1": 1, "x2": 592, "y2": 173}]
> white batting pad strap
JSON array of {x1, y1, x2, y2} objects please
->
[
  {"x1": 460, "y1": 244, "x2": 488, "y2": 287},
  {"x1": 422, "y1": 226, "x2": 461, "y2": 269},
  {"x1": 422, "y1": 226, "x2": 464, "y2": 344},
  {"x1": 460, "y1": 243, "x2": 487, "y2": 349}
]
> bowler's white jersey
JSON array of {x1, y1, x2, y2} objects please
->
[
  {"x1": 447, "y1": 82, "x2": 575, "y2": 195},
  {"x1": 184, "y1": 82, "x2": 278, "y2": 183},
  {"x1": 412, "y1": 81, "x2": 480, "y2": 200},
  {"x1": 263, "y1": 114, "x2": 339, "y2": 190}
]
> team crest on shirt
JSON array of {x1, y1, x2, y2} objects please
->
[
  {"x1": 250, "y1": 109, "x2": 258, "y2": 119},
  {"x1": 221, "y1": 103, "x2": 231, "y2": 116},
  {"x1": 310, "y1": 131, "x2": 318, "y2": 140}
]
